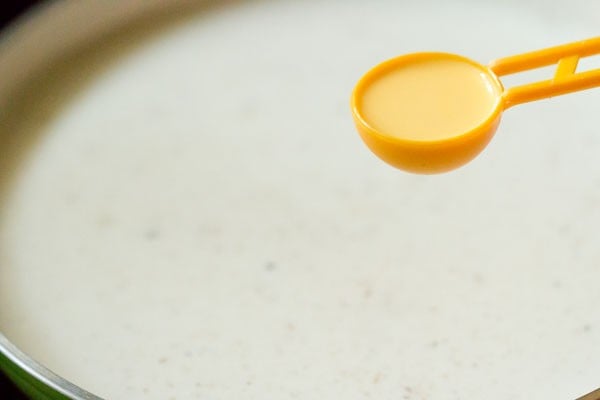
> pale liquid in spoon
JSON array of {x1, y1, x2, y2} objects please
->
[{"x1": 360, "y1": 58, "x2": 500, "y2": 141}]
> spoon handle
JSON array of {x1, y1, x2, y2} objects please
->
[{"x1": 488, "y1": 37, "x2": 600, "y2": 108}]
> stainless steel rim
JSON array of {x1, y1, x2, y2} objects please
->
[{"x1": 0, "y1": 333, "x2": 100, "y2": 399}]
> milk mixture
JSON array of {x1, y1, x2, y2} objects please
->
[{"x1": 0, "y1": 1, "x2": 599, "y2": 400}]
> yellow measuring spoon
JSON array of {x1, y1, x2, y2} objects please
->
[{"x1": 351, "y1": 37, "x2": 600, "y2": 174}]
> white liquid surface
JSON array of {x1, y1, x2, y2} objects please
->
[{"x1": 1, "y1": 1, "x2": 599, "y2": 400}]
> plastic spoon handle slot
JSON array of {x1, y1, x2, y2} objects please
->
[{"x1": 490, "y1": 37, "x2": 600, "y2": 108}]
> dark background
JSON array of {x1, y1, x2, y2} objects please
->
[
  {"x1": 1, "y1": 1, "x2": 43, "y2": 398},
  {"x1": 1, "y1": 1, "x2": 39, "y2": 31}
]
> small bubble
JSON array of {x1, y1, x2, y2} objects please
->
[
  {"x1": 372, "y1": 372, "x2": 382, "y2": 384},
  {"x1": 265, "y1": 261, "x2": 276, "y2": 271},
  {"x1": 145, "y1": 228, "x2": 160, "y2": 241},
  {"x1": 557, "y1": 224, "x2": 570, "y2": 235},
  {"x1": 96, "y1": 214, "x2": 114, "y2": 228},
  {"x1": 552, "y1": 280, "x2": 562, "y2": 289}
]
